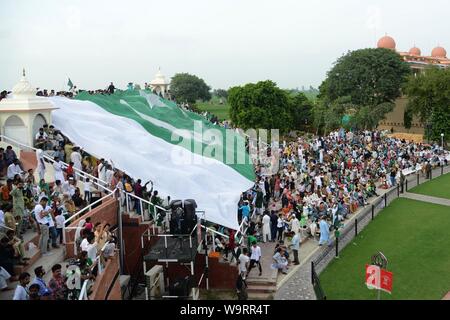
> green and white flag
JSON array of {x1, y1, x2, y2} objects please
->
[
  {"x1": 67, "y1": 78, "x2": 74, "y2": 89},
  {"x1": 49, "y1": 90, "x2": 255, "y2": 230}
]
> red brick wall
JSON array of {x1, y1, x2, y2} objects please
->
[
  {"x1": 89, "y1": 255, "x2": 121, "y2": 300},
  {"x1": 121, "y1": 216, "x2": 159, "y2": 275},
  {"x1": 65, "y1": 197, "x2": 118, "y2": 258}
]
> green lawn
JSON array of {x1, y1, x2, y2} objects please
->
[
  {"x1": 196, "y1": 98, "x2": 231, "y2": 121},
  {"x1": 409, "y1": 172, "x2": 450, "y2": 200},
  {"x1": 196, "y1": 102, "x2": 230, "y2": 121},
  {"x1": 319, "y1": 198, "x2": 450, "y2": 300}
]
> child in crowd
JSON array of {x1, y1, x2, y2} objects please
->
[
  {"x1": 84, "y1": 178, "x2": 92, "y2": 203},
  {"x1": 84, "y1": 217, "x2": 93, "y2": 232},
  {"x1": 54, "y1": 211, "x2": 65, "y2": 244}
]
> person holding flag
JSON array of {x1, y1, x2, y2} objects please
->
[{"x1": 67, "y1": 78, "x2": 77, "y2": 95}]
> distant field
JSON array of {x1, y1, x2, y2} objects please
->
[
  {"x1": 196, "y1": 100, "x2": 231, "y2": 121},
  {"x1": 319, "y1": 198, "x2": 450, "y2": 300},
  {"x1": 409, "y1": 172, "x2": 450, "y2": 200}
]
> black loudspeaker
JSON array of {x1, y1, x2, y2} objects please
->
[
  {"x1": 183, "y1": 199, "x2": 197, "y2": 233},
  {"x1": 169, "y1": 200, "x2": 183, "y2": 212}
]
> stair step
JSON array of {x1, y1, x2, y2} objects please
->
[
  {"x1": 24, "y1": 233, "x2": 40, "y2": 250},
  {"x1": 246, "y1": 278, "x2": 277, "y2": 286},
  {"x1": 248, "y1": 292, "x2": 274, "y2": 300},
  {"x1": 13, "y1": 246, "x2": 41, "y2": 275},
  {"x1": 247, "y1": 285, "x2": 277, "y2": 293}
]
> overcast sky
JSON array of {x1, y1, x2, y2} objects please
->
[{"x1": 1, "y1": 0, "x2": 449, "y2": 91}]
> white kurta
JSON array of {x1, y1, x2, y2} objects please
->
[
  {"x1": 70, "y1": 151, "x2": 82, "y2": 171},
  {"x1": 53, "y1": 161, "x2": 65, "y2": 182},
  {"x1": 262, "y1": 214, "x2": 271, "y2": 242},
  {"x1": 36, "y1": 149, "x2": 46, "y2": 181},
  {"x1": 291, "y1": 218, "x2": 300, "y2": 235}
]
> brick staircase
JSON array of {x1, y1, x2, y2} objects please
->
[{"x1": 215, "y1": 241, "x2": 278, "y2": 300}]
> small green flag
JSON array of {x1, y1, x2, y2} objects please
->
[{"x1": 67, "y1": 78, "x2": 73, "y2": 89}]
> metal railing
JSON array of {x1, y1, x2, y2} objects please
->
[
  {"x1": 120, "y1": 190, "x2": 170, "y2": 232},
  {"x1": 0, "y1": 134, "x2": 114, "y2": 195},
  {"x1": 311, "y1": 261, "x2": 326, "y2": 300},
  {"x1": 78, "y1": 279, "x2": 90, "y2": 300},
  {"x1": 78, "y1": 241, "x2": 109, "y2": 300},
  {"x1": 63, "y1": 189, "x2": 117, "y2": 252}
]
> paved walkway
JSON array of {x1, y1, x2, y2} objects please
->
[
  {"x1": 274, "y1": 187, "x2": 391, "y2": 300},
  {"x1": 400, "y1": 192, "x2": 450, "y2": 207}
]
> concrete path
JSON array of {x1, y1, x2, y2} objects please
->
[{"x1": 400, "y1": 192, "x2": 450, "y2": 207}]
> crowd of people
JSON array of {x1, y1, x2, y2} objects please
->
[
  {"x1": 2, "y1": 84, "x2": 449, "y2": 300},
  {"x1": 0, "y1": 119, "x2": 155, "y2": 299},
  {"x1": 206, "y1": 129, "x2": 449, "y2": 299}
]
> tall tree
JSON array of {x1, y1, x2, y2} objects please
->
[
  {"x1": 404, "y1": 67, "x2": 450, "y2": 142},
  {"x1": 288, "y1": 92, "x2": 313, "y2": 131},
  {"x1": 318, "y1": 48, "x2": 410, "y2": 131},
  {"x1": 170, "y1": 73, "x2": 211, "y2": 104},
  {"x1": 228, "y1": 80, "x2": 293, "y2": 133}
]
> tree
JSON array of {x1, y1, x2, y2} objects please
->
[
  {"x1": 228, "y1": 80, "x2": 293, "y2": 133},
  {"x1": 404, "y1": 67, "x2": 450, "y2": 142},
  {"x1": 317, "y1": 48, "x2": 410, "y2": 132},
  {"x1": 170, "y1": 73, "x2": 211, "y2": 104},
  {"x1": 288, "y1": 92, "x2": 313, "y2": 131}
]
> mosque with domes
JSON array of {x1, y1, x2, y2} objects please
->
[{"x1": 375, "y1": 35, "x2": 449, "y2": 136}]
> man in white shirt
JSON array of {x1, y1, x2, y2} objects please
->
[
  {"x1": 291, "y1": 232, "x2": 300, "y2": 265},
  {"x1": 247, "y1": 242, "x2": 262, "y2": 276},
  {"x1": 84, "y1": 234, "x2": 98, "y2": 262},
  {"x1": 238, "y1": 247, "x2": 250, "y2": 279},
  {"x1": 105, "y1": 165, "x2": 114, "y2": 187},
  {"x1": 13, "y1": 272, "x2": 31, "y2": 300},
  {"x1": 53, "y1": 157, "x2": 65, "y2": 183},
  {"x1": 7, "y1": 159, "x2": 23, "y2": 180},
  {"x1": 70, "y1": 147, "x2": 83, "y2": 173},
  {"x1": 98, "y1": 159, "x2": 107, "y2": 185},
  {"x1": 34, "y1": 197, "x2": 58, "y2": 255},
  {"x1": 262, "y1": 212, "x2": 271, "y2": 243},
  {"x1": 35, "y1": 128, "x2": 48, "y2": 149}
]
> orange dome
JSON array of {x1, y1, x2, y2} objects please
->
[
  {"x1": 409, "y1": 47, "x2": 421, "y2": 56},
  {"x1": 377, "y1": 35, "x2": 396, "y2": 50},
  {"x1": 431, "y1": 46, "x2": 447, "y2": 58}
]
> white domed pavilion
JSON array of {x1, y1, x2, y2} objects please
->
[
  {"x1": 149, "y1": 67, "x2": 170, "y2": 98},
  {"x1": 0, "y1": 69, "x2": 58, "y2": 146}
]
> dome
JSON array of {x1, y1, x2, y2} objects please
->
[
  {"x1": 150, "y1": 68, "x2": 169, "y2": 85},
  {"x1": 377, "y1": 35, "x2": 396, "y2": 50},
  {"x1": 12, "y1": 69, "x2": 36, "y2": 98},
  {"x1": 409, "y1": 47, "x2": 421, "y2": 56},
  {"x1": 431, "y1": 46, "x2": 447, "y2": 58}
]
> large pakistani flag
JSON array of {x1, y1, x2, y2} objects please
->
[{"x1": 49, "y1": 91, "x2": 255, "y2": 230}]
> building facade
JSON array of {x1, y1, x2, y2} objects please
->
[{"x1": 375, "y1": 35, "x2": 449, "y2": 135}]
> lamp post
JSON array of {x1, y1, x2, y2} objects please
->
[{"x1": 441, "y1": 133, "x2": 445, "y2": 150}]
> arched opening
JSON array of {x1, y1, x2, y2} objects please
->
[
  {"x1": 4, "y1": 115, "x2": 27, "y2": 144},
  {"x1": 33, "y1": 113, "x2": 47, "y2": 137}
]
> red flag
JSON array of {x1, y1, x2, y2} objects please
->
[{"x1": 380, "y1": 269, "x2": 393, "y2": 294}]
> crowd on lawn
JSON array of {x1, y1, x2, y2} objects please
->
[{"x1": 209, "y1": 129, "x2": 449, "y2": 299}]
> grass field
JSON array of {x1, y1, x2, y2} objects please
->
[
  {"x1": 409, "y1": 172, "x2": 450, "y2": 200},
  {"x1": 319, "y1": 198, "x2": 450, "y2": 300},
  {"x1": 196, "y1": 96, "x2": 231, "y2": 121}
]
